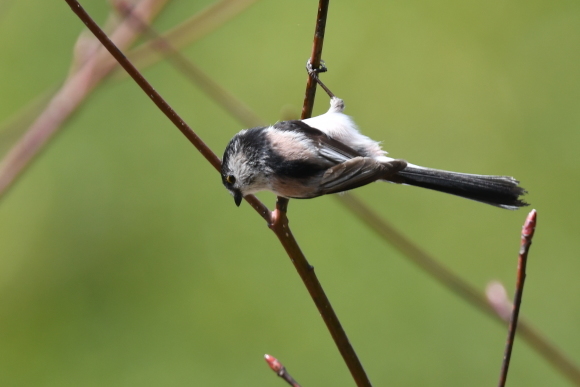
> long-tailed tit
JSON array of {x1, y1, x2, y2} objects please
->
[{"x1": 220, "y1": 74, "x2": 527, "y2": 209}]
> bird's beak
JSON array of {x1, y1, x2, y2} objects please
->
[{"x1": 233, "y1": 190, "x2": 243, "y2": 207}]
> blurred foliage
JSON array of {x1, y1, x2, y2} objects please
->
[{"x1": 0, "y1": 0, "x2": 579, "y2": 386}]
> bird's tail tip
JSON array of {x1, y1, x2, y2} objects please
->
[{"x1": 392, "y1": 166, "x2": 529, "y2": 210}]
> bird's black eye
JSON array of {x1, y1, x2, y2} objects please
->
[{"x1": 226, "y1": 175, "x2": 236, "y2": 185}]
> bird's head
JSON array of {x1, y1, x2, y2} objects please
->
[{"x1": 221, "y1": 129, "x2": 270, "y2": 206}]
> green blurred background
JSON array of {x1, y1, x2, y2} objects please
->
[{"x1": 0, "y1": 0, "x2": 579, "y2": 385}]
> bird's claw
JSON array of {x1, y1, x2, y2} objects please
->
[{"x1": 306, "y1": 59, "x2": 328, "y2": 76}]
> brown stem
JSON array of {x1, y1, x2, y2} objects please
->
[
  {"x1": 497, "y1": 210, "x2": 537, "y2": 387},
  {"x1": 275, "y1": 0, "x2": 332, "y2": 216},
  {"x1": 269, "y1": 198, "x2": 371, "y2": 387},
  {"x1": 273, "y1": 0, "x2": 371, "y2": 385},
  {"x1": 64, "y1": 3, "x2": 370, "y2": 386},
  {"x1": 301, "y1": 0, "x2": 330, "y2": 120}
]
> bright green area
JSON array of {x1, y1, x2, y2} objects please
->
[{"x1": 0, "y1": 1, "x2": 579, "y2": 386}]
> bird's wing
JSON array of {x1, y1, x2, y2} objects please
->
[
  {"x1": 317, "y1": 157, "x2": 407, "y2": 195},
  {"x1": 273, "y1": 120, "x2": 362, "y2": 163}
]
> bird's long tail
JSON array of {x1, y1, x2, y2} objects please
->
[{"x1": 390, "y1": 164, "x2": 528, "y2": 210}]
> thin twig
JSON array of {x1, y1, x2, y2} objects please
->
[
  {"x1": 268, "y1": 202, "x2": 372, "y2": 387},
  {"x1": 497, "y1": 209, "x2": 537, "y2": 387},
  {"x1": 64, "y1": 3, "x2": 370, "y2": 386},
  {"x1": 275, "y1": 0, "x2": 332, "y2": 212},
  {"x1": 0, "y1": 0, "x2": 258, "y2": 201},
  {"x1": 264, "y1": 354, "x2": 302, "y2": 387},
  {"x1": 272, "y1": 0, "x2": 371, "y2": 385},
  {"x1": 486, "y1": 280, "x2": 580, "y2": 384},
  {"x1": 301, "y1": 0, "x2": 330, "y2": 120},
  {"x1": 340, "y1": 194, "x2": 580, "y2": 386}
]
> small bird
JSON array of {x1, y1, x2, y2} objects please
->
[{"x1": 221, "y1": 96, "x2": 527, "y2": 209}]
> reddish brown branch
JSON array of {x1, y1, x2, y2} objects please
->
[
  {"x1": 276, "y1": 0, "x2": 330, "y2": 213},
  {"x1": 264, "y1": 354, "x2": 302, "y2": 387},
  {"x1": 65, "y1": 2, "x2": 369, "y2": 386},
  {"x1": 269, "y1": 198, "x2": 371, "y2": 387},
  {"x1": 270, "y1": 0, "x2": 371, "y2": 385},
  {"x1": 301, "y1": 0, "x2": 330, "y2": 120},
  {"x1": 497, "y1": 209, "x2": 537, "y2": 387}
]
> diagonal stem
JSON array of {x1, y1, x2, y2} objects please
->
[
  {"x1": 269, "y1": 197, "x2": 371, "y2": 387},
  {"x1": 64, "y1": 2, "x2": 370, "y2": 386}
]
